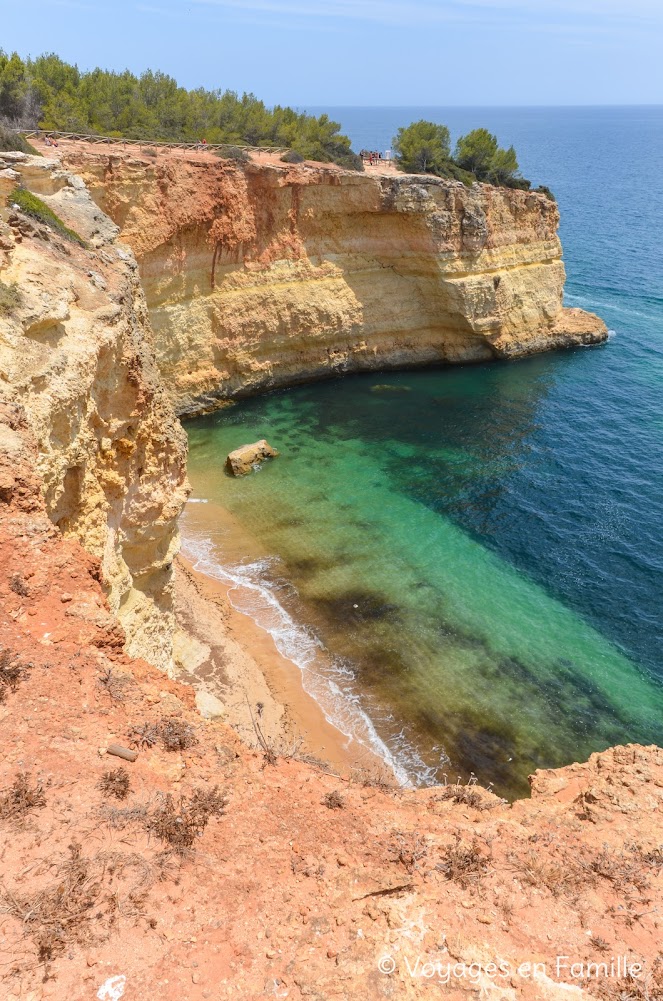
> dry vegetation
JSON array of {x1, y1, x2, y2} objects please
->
[
  {"x1": 98, "y1": 767, "x2": 132, "y2": 801},
  {"x1": 0, "y1": 773, "x2": 46, "y2": 822},
  {"x1": 0, "y1": 648, "x2": 27, "y2": 703},
  {"x1": 147, "y1": 787, "x2": 227, "y2": 855}
]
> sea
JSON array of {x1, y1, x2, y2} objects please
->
[{"x1": 181, "y1": 107, "x2": 663, "y2": 798}]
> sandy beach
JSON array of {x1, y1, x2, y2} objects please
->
[{"x1": 173, "y1": 541, "x2": 388, "y2": 779}]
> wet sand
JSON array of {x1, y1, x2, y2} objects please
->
[{"x1": 174, "y1": 510, "x2": 388, "y2": 778}]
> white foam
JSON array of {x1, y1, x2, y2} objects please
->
[{"x1": 181, "y1": 526, "x2": 438, "y2": 787}]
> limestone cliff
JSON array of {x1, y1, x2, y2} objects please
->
[
  {"x1": 62, "y1": 147, "x2": 606, "y2": 416},
  {"x1": 0, "y1": 151, "x2": 188, "y2": 670}
]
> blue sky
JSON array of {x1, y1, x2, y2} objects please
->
[{"x1": 4, "y1": 0, "x2": 663, "y2": 106}]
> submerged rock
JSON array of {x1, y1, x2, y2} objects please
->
[
  {"x1": 370, "y1": 384, "x2": 412, "y2": 393},
  {"x1": 226, "y1": 439, "x2": 279, "y2": 476}
]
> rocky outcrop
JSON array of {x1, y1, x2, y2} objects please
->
[
  {"x1": 0, "y1": 152, "x2": 188, "y2": 670},
  {"x1": 62, "y1": 147, "x2": 606, "y2": 416},
  {"x1": 225, "y1": 438, "x2": 279, "y2": 475}
]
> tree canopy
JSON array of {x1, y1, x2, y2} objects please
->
[
  {"x1": 0, "y1": 51, "x2": 362, "y2": 170},
  {"x1": 393, "y1": 120, "x2": 451, "y2": 174},
  {"x1": 393, "y1": 120, "x2": 533, "y2": 191}
]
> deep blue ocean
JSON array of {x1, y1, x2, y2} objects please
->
[{"x1": 184, "y1": 108, "x2": 663, "y2": 796}]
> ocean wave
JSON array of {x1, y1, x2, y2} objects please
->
[{"x1": 181, "y1": 527, "x2": 440, "y2": 787}]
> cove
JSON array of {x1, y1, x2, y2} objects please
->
[{"x1": 182, "y1": 356, "x2": 663, "y2": 799}]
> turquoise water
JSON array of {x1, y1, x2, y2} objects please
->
[{"x1": 183, "y1": 108, "x2": 663, "y2": 798}]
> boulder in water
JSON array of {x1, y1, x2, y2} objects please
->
[{"x1": 226, "y1": 439, "x2": 279, "y2": 476}]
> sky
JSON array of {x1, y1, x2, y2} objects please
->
[{"x1": 3, "y1": 0, "x2": 663, "y2": 107}]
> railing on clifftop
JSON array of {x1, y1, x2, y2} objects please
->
[{"x1": 13, "y1": 129, "x2": 289, "y2": 155}]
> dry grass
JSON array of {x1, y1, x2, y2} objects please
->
[
  {"x1": 0, "y1": 841, "x2": 154, "y2": 966},
  {"x1": 322, "y1": 790, "x2": 345, "y2": 810},
  {"x1": 437, "y1": 784, "x2": 497, "y2": 810},
  {"x1": 9, "y1": 573, "x2": 29, "y2": 597},
  {"x1": 147, "y1": 786, "x2": 227, "y2": 855},
  {"x1": 0, "y1": 648, "x2": 26, "y2": 703},
  {"x1": 438, "y1": 837, "x2": 488, "y2": 888},
  {"x1": 98, "y1": 767, "x2": 131, "y2": 801},
  {"x1": 127, "y1": 721, "x2": 160, "y2": 749},
  {"x1": 96, "y1": 666, "x2": 131, "y2": 702},
  {"x1": 0, "y1": 279, "x2": 22, "y2": 314},
  {"x1": 387, "y1": 831, "x2": 429, "y2": 874},
  {"x1": 159, "y1": 718, "x2": 197, "y2": 752},
  {"x1": 0, "y1": 773, "x2": 46, "y2": 822}
]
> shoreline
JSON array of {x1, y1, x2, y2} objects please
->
[{"x1": 174, "y1": 546, "x2": 389, "y2": 780}]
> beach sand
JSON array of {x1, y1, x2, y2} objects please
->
[{"x1": 173, "y1": 548, "x2": 387, "y2": 779}]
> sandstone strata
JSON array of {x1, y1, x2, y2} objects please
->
[
  {"x1": 0, "y1": 152, "x2": 188, "y2": 670},
  {"x1": 63, "y1": 147, "x2": 606, "y2": 416}
]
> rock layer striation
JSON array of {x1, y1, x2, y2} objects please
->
[{"x1": 63, "y1": 147, "x2": 607, "y2": 416}]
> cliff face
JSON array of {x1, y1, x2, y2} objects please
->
[
  {"x1": 63, "y1": 148, "x2": 606, "y2": 415},
  {"x1": 0, "y1": 151, "x2": 188, "y2": 670}
]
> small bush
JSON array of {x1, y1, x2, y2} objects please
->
[
  {"x1": 98, "y1": 767, "x2": 131, "y2": 801},
  {"x1": 534, "y1": 184, "x2": 556, "y2": 201},
  {"x1": 140, "y1": 147, "x2": 158, "y2": 157},
  {"x1": 96, "y1": 665, "x2": 130, "y2": 702},
  {"x1": 9, "y1": 573, "x2": 29, "y2": 595},
  {"x1": 147, "y1": 786, "x2": 226, "y2": 854},
  {"x1": 10, "y1": 187, "x2": 86, "y2": 247},
  {"x1": 216, "y1": 145, "x2": 250, "y2": 164},
  {"x1": 438, "y1": 838, "x2": 487, "y2": 887},
  {"x1": 160, "y1": 718, "x2": 197, "y2": 752},
  {"x1": 0, "y1": 648, "x2": 26, "y2": 703},
  {"x1": 0, "y1": 280, "x2": 22, "y2": 314},
  {"x1": 0, "y1": 126, "x2": 39, "y2": 155},
  {"x1": 0, "y1": 772, "x2": 46, "y2": 821},
  {"x1": 322, "y1": 789, "x2": 345, "y2": 810},
  {"x1": 280, "y1": 149, "x2": 304, "y2": 164},
  {"x1": 387, "y1": 831, "x2": 428, "y2": 874},
  {"x1": 128, "y1": 721, "x2": 160, "y2": 749}
]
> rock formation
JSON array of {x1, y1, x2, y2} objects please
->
[
  {"x1": 0, "y1": 151, "x2": 188, "y2": 671},
  {"x1": 226, "y1": 438, "x2": 279, "y2": 475},
  {"x1": 61, "y1": 147, "x2": 607, "y2": 416}
]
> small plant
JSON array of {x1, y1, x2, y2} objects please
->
[
  {"x1": 128, "y1": 721, "x2": 160, "y2": 749},
  {"x1": 96, "y1": 665, "x2": 130, "y2": 702},
  {"x1": 0, "y1": 648, "x2": 25, "y2": 703},
  {"x1": 0, "y1": 772, "x2": 46, "y2": 821},
  {"x1": 159, "y1": 718, "x2": 197, "y2": 752},
  {"x1": 387, "y1": 831, "x2": 428, "y2": 874},
  {"x1": 98, "y1": 767, "x2": 131, "y2": 801},
  {"x1": 216, "y1": 145, "x2": 250, "y2": 164},
  {"x1": 280, "y1": 149, "x2": 304, "y2": 164},
  {"x1": 438, "y1": 784, "x2": 486, "y2": 809},
  {"x1": 438, "y1": 837, "x2": 487, "y2": 888},
  {"x1": 140, "y1": 147, "x2": 158, "y2": 157},
  {"x1": 534, "y1": 184, "x2": 556, "y2": 201},
  {"x1": 590, "y1": 935, "x2": 610, "y2": 952},
  {"x1": 0, "y1": 280, "x2": 22, "y2": 314},
  {"x1": 0, "y1": 841, "x2": 154, "y2": 965},
  {"x1": 322, "y1": 789, "x2": 345, "y2": 810},
  {"x1": 0, "y1": 126, "x2": 40, "y2": 155},
  {"x1": 10, "y1": 187, "x2": 86, "y2": 247},
  {"x1": 147, "y1": 786, "x2": 227, "y2": 855}
]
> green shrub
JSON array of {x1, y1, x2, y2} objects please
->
[
  {"x1": 215, "y1": 144, "x2": 250, "y2": 164},
  {"x1": 10, "y1": 187, "x2": 86, "y2": 246},
  {"x1": 0, "y1": 279, "x2": 21, "y2": 313},
  {"x1": 280, "y1": 149, "x2": 304, "y2": 164},
  {"x1": 534, "y1": 184, "x2": 556, "y2": 201},
  {"x1": 0, "y1": 125, "x2": 39, "y2": 155}
]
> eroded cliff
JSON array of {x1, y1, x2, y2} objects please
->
[
  {"x1": 0, "y1": 151, "x2": 188, "y2": 670},
  {"x1": 63, "y1": 146, "x2": 607, "y2": 415}
]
